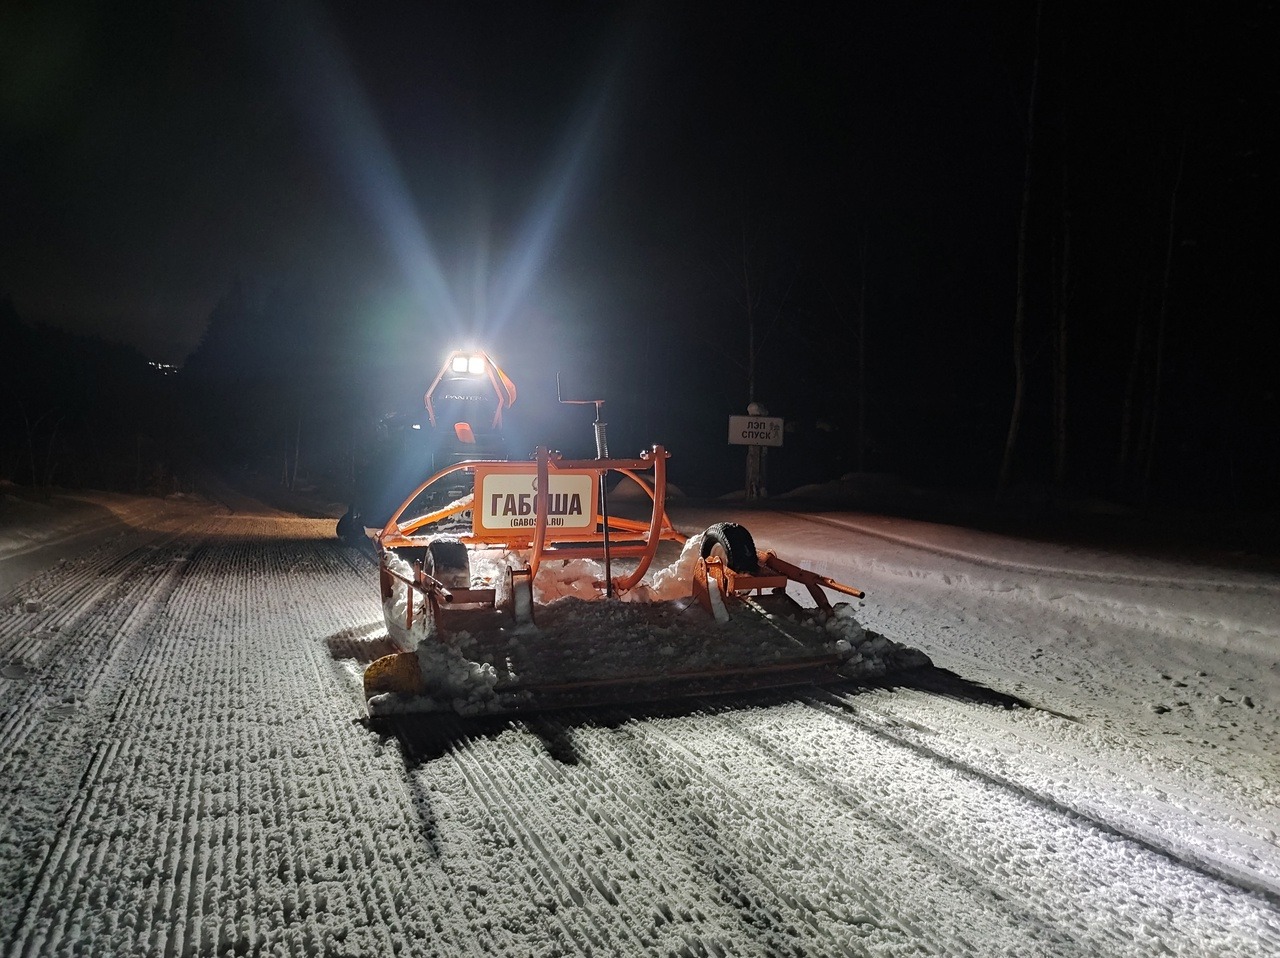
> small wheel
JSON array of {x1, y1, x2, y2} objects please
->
[
  {"x1": 426, "y1": 537, "x2": 470, "y2": 589},
  {"x1": 700, "y1": 522, "x2": 758, "y2": 574}
]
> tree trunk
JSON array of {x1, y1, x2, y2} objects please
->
[
  {"x1": 998, "y1": 0, "x2": 1042, "y2": 495},
  {"x1": 22, "y1": 406, "x2": 40, "y2": 489},
  {"x1": 1116, "y1": 281, "x2": 1149, "y2": 489},
  {"x1": 289, "y1": 412, "x2": 302, "y2": 492},
  {"x1": 1049, "y1": 46, "x2": 1070, "y2": 486},
  {"x1": 742, "y1": 228, "x2": 757, "y2": 406},
  {"x1": 1140, "y1": 134, "x2": 1187, "y2": 502},
  {"x1": 43, "y1": 417, "x2": 63, "y2": 490},
  {"x1": 858, "y1": 228, "x2": 868, "y2": 473},
  {"x1": 1052, "y1": 142, "x2": 1071, "y2": 489}
]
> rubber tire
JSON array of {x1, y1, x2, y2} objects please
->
[
  {"x1": 700, "y1": 522, "x2": 758, "y2": 574},
  {"x1": 426, "y1": 538, "x2": 470, "y2": 589}
]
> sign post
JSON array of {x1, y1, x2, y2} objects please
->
[{"x1": 728, "y1": 409, "x2": 783, "y2": 501}]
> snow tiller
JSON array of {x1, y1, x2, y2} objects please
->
[{"x1": 362, "y1": 444, "x2": 926, "y2": 717}]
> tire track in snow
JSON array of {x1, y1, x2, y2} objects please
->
[
  {"x1": 842, "y1": 681, "x2": 1280, "y2": 889},
  {"x1": 601, "y1": 706, "x2": 1085, "y2": 957},
  {"x1": 708, "y1": 690, "x2": 1280, "y2": 955},
  {"x1": 800, "y1": 687, "x2": 1280, "y2": 908}
]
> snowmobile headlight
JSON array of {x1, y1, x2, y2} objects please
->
[
  {"x1": 467, "y1": 355, "x2": 485, "y2": 374},
  {"x1": 451, "y1": 355, "x2": 469, "y2": 373}
]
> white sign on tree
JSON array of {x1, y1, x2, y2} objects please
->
[{"x1": 727, "y1": 415, "x2": 784, "y2": 447}]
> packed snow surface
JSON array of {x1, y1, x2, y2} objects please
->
[{"x1": 1, "y1": 487, "x2": 1278, "y2": 957}]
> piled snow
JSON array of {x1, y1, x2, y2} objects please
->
[
  {"x1": 378, "y1": 553, "x2": 502, "y2": 714},
  {"x1": 531, "y1": 533, "x2": 704, "y2": 603}
]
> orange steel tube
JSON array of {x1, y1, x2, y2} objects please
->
[
  {"x1": 380, "y1": 447, "x2": 683, "y2": 593},
  {"x1": 379, "y1": 461, "x2": 476, "y2": 540},
  {"x1": 613, "y1": 445, "x2": 669, "y2": 591},
  {"x1": 761, "y1": 551, "x2": 866, "y2": 599},
  {"x1": 398, "y1": 494, "x2": 474, "y2": 537},
  {"x1": 528, "y1": 446, "x2": 551, "y2": 582},
  {"x1": 613, "y1": 468, "x2": 684, "y2": 543}
]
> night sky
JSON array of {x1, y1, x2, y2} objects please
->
[{"x1": 2, "y1": 1, "x2": 1275, "y2": 502}]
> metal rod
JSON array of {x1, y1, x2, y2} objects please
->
[{"x1": 594, "y1": 403, "x2": 613, "y2": 597}]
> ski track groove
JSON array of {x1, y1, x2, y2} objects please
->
[
  {"x1": 688, "y1": 698, "x2": 1131, "y2": 955},
  {"x1": 605, "y1": 707, "x2": 1076, "y2": 957},
  {"x1": 607, "y1": 717, "x2": 901, "y2": 957},
  {"x1": 537, "y1": 712, "x2": 906, "y2": 958},
  {"x1": 5, "y1": 531, "x2": 213, "y2": 957},
  {"x1": 803, "y1": 687, "x2": 1280, "y2": 909},
  {"x1": 2, "y1": 523, "x2": 214, "y2": 958},
  {"x1": 761, "y1": 691, "x2": 1280, "y2": 953},
  {"x1": 0, "y1": 524, "x2": 189, "y2": 654},
  {"x1": 443, "y1": 734, "x2": 630, "y2": 955},
  {"x1": 851, "y1": 682, "x2": 1280, "y2": 884},
  {"x1": 845, "y1": 579, "x2": 1280, "y2": 807},
  {"x1": 0, "y1": 528, "x2": 199, "y2": 761}
]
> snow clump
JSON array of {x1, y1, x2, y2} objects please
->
[{"x1": 379, "y1": 553, "x2": 502, "y2": 714}]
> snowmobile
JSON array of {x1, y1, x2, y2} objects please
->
[
  {"x1": 337, "y1": 349, "x2": 519, "y2": 543},
  {"x1": 361, "y1": 438, "x2": 921, "y2": 717}
]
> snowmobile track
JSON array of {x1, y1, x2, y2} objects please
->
[
  {"x1": 798, "y1": 687, "x2": 1280, "y2": 910},
  {"x1": 678, "y1": 689, "x2": 1279, "y2": 954},
  {"x1": 599, "y1": 704, "x2": 1087, "y2": 957},
  {"x1": 865, "y1": 679, "x2": 1280, "y2": 878}
]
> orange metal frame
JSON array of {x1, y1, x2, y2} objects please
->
[
  {"x1": 694, "y1": 550, "x2": 866, "y2": 618},
  {"x1": 378, "y1": 445, "x2": 685, "y2": 592}
]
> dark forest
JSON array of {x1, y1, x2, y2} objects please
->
[{"x1": 2, "y1": 2, "x2": 1275, "y2": 525}]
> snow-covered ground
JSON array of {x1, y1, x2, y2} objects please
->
[{"x1": 1, "y1": 485, "x2": 1278, "y2": 956}]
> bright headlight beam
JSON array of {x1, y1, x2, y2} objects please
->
[
  {"x1": 488, "y1": 70, "x2": 618, "y2": 335},
  {"x1": 272, "y1": 2, "x2": 462, "y2": 331},
  {"x1": 269, "y1": 3, "x2": 631, "y2": 341}
]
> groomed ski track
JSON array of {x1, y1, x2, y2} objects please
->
[{"x1": 2, "y1": 503, "x2": 1277, "y2": 957}]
